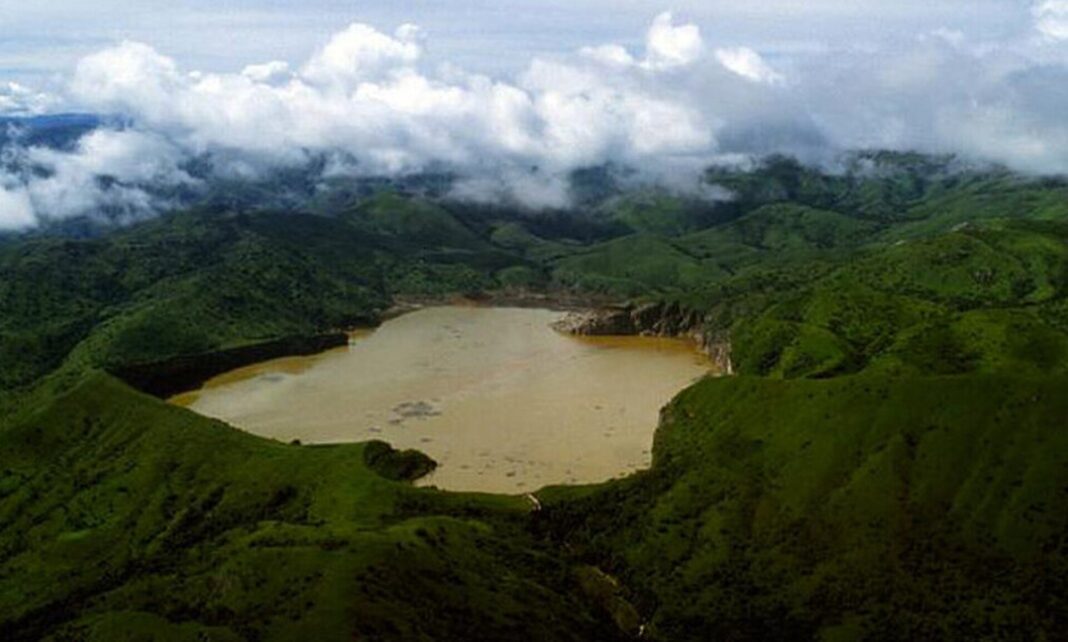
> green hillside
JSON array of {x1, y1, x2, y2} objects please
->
[
  {"x1": 0, "y1": 373, "x2": 620, "y2": 641},
  {"x1": 2, "y1": 155, "x2": 1068, "y2": 640},
  {"x1": 725, "y1": 221, "x2": 1068, "y2": 378},
  {"x1": 552, "y1": 234, "x2": 719, "y2": 296},
  {"x1": 539, "y1": 374, "x2": 1068, "y2": 640},
  {"x1": 601, "y1": 192, "x2": 723, "y2": 237}
]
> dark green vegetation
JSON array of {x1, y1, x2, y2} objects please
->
[
  {"x1": 3, "y1": 152, "x2": 1068, "y2": 640},
  {"x1": 0, "y1": 375, "x2": 618, "y2": 641},
  {"x1": 540, "y1": 375, "x2": 1068, "y2": 639}
]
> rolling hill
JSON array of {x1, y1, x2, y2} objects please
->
[{"x1": 2, "y1": 154, "x2": 1068, "y2": 639}]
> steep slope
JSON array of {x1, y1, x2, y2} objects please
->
[
  {"x1": 0, "y1": 210, "x2": 389, "y2": 388},
  {"x1": 540, "y1": 374, "x2": 1068, "y2": 640},
  {"x1": 0, "y1": 373, "x2": 620, "y2": 641},
  {"x1": 727, "y1": 221, "x2": 1068, "y2": 378},
  {"x1": 3, "y1": 154, "x2": 1068, "y2": 641}
]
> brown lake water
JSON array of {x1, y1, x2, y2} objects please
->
[{"x1": 171, "y1": 306, "x2": 713, "y2": 493}]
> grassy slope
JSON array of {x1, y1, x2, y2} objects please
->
[
  {"x1": 528, "y1": 163, "x2": 1068, "y2": 640},
  {"x1": 540, "y1": 374, "x2": 1068, "y2": 640},
  {"x1": 552, "y1": 234, "x2": 720, "y2": 296},
  {"x1": 600, "y1": 192, "x2": 727, "y2": 237},
  {"x1": 0, "y1": 373, "x2": 619, "y2": 641},
  {"x1": 0, "y1": 210, "x2": 389, "y2": 388},
  {"x1": 3, "y1": 156, "x2": 1068, "y2": 640},
  {"x1": 728, "y1": 222, "x2": 1068, "y2": 378},
  {"x1": 0, "y1": 204, "x2": 532, "y2": 390}
]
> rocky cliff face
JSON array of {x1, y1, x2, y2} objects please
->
[{"x1": 552, "y1": 301, "x2": 733, "y2": 374}]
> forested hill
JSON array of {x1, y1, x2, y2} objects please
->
[
  {"x1": 2, "y1": 154, "x2": 1068, "y2": 640},
  {"x1": 5, "y1": 153, "x2": 1068, "y2": 388}
]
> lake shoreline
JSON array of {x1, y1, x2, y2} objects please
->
[
  {"x1": 388, "y1": 291, "x2": 734, "y2": 373},
  {"x1": 111, "y1": 289, "x2": 616, "y2": 400},
  {"x1": 111, "y1": 332, "x2": 350, "y2": 399},
  {"x1": 383, "y1": 289, "x2": 624, "y2": 318},
  {"x1": 170, "y1": 306, "x2": 715, "y2": 493},
  {"x1": 114, "y1": 289, "x2": 731, "y2": 419}
]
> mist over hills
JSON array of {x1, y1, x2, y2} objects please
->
[
  {"x1": 3, "y1": 5, "x2": 1068, "y2": 641},
  {"x1": 7, "y1": 7, "x2": 1068, "y2": 230},
  {"x1": 2, "y1": 146, "x2": 1068, "y2": 638},
  {"x1": 0, "y1": 112, "x2": 1042, "y2": 240}
]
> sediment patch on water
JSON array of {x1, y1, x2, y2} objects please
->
[{"x1": 170, "y1": 306, "x2": 714, "y2": 493}]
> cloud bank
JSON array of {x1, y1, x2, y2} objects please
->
[
  {"x1": 3, "y1": 4, "x2": 1068, "y2": 229},
  {"x1": 0, "y1": 82, "x2": 57, "y2": 116}
]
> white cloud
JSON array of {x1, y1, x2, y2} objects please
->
[
  {"x1": 60, "y1": 18, "x2": 724, "y2": 190},
  {"x1": 0, "y1": 184, "x2": 35, "y2": 230},
  {"x1": 450, "y1": 171, "x2": 572, "y2": 210},
  {"x1": 580, "y1": 44, "x2": 636, "y2": 67},
  {"x1": 0, "y1": 82, "x2": 57, "y2": 115},
  {"x1": 1034, "y1": 1, "x2": 1068, "y2": 40},
  {"x1": 71, "y1": 42, "x2": 184, "y2": 122},
  {"x1": 714, "y1": 47, "x2": 785, "y2": 84},
  {"x1": 301, "y1": 23, "x2": 422, "y2": 87},
  {"x1": 643, "y1": 12, "x2": 704, "y2": 69},
  {"x1": 242, "y1": 61, "x2": 291, "y2": 84},
  {"x1": 3, "y1": 129, "x2": 195, "y2": 225},
  {"x1": 5, "y1": 7, "x2": 1068, "y2": 227}
]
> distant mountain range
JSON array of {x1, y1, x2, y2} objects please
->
[{"x1": 0, "y1": 113, "x2": 104, "y2": 149}]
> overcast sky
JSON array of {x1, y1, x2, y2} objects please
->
[
  {"x1": 0, "y1": 1, "x2": 1037, "y2": 85},
  {"x1": 3, "y1": 2, "x2": 1068, "y2": 229}
]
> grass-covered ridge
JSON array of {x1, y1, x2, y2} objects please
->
[
  {"x1": 0, "y1": 372, "x2": 621, "y2": 641},
  {"x1": 2, "y1": 153, "x2": 1068, "y2": 640},
  {"x1": 538, "y1": 373, "x2": 1068, "y2": 640}
]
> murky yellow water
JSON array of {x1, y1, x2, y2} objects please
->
[{"x1": 172, "y1": 306, "x2": 713, "y2": 493}]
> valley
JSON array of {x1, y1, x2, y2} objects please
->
[
  {"x1": 2, "y1": 154, "x2": 1068, "y2": 640},
  {"x1": 171, "y1": 306, "x2": 713, "y2": 493}
]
